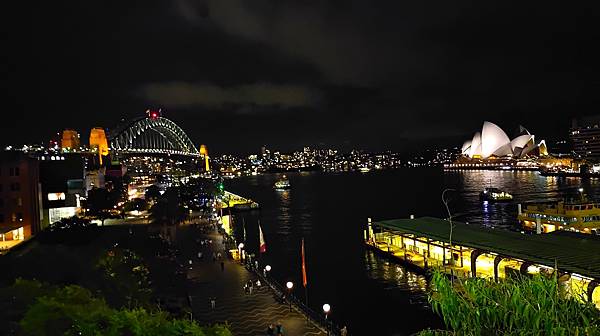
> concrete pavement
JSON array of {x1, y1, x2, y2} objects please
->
[{"x1": 177, "y1": 225, "x2": 325, "y2": 336}]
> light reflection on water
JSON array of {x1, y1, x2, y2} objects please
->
[
  {"x1": 226, "y1": 169, "x2": 600, "y2": 335},
  {"x1": 364, "y1": 250, "x2": 430, "y2": 306},
  {"x1": 443, "y1": 170, "x2": 600, "y2": 228}
]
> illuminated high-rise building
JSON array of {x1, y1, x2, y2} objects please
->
[
  {"x1": 571, "y1": 116, "x2": 600, "y2": 160},
  {"x1": 89, "y1": 128, "x2": 109, "y2": 165},
  {"x1": 60, "y1": 129, "x2": 80, "y2": 152},
  {"x1": 200, "y1": 144, "x2": 210, "y2": 172}
]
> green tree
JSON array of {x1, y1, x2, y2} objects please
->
[
  {"x1": 49, "y1": 216, "x2": 93, "y2": 231},
  {"x1": 149, "y1": 188, "x2": 186, "y2": 227},
  {"x1": 124, "y1": 198, "x2": 148, "y2": 213},
  {"x1": 145, "y1": 185, "x2": 161, "y2": 202},
  {"x1": 419, "y1": 271, "x2": 600, "y2": 336},
  {"x1": 87, "y1": 188, "x2": 115, "y2": 226},
  {"x1": 16, "y1": 281, "x2": 232, "y2": 336},
  {"x1": 96, "y1": 248, "x2": 152, "y2": 309}
]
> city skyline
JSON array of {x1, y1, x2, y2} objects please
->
[
  {"x1": 3, "y1": 2, "x2": 600, "y2": 335},
  {"x1": 5, "y1": 1, "x2": 600, "y2": 153}
]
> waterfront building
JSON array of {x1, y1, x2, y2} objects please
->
[
  {"x1": 366, "y1": 217, "x2": 600, "y2": 308},
  {"x1": 461, "y1": 122, "x2": 547, "y2": 159},
  {"x1": 571, "y1": 116, "x2": 600, "y2": 161},
  {"x1": 0, "y1": 152, "x2": 42, "y2": 251}
]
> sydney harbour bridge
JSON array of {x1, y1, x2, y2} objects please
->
[{"x1": 107, "y1": 110, "x2": 200, "y2": 157}]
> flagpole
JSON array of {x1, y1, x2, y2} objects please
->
[
  {"x1": 257, "y1": 218, "x2": 261, "y2": 267},
  {"x1": 302, "y1": 238, "x2": 309, "y2": 323},
  {"x1": 242, "y1": 217, "x2": 246, "y2": 242}
]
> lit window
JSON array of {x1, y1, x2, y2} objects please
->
[{"x1": 47, "y1": 193, "x2": 66, "y2": 201}]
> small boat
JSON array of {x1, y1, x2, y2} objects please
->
[
  {"x1": 274, "y1": 175, "x2": 291, "y2": 190},
  {"x1": 480, "y1": 187, "x2": 513, "y2": 202}
]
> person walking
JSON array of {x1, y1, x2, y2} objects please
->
[
  {"x1": 340, "y1": 325, "x2": 348, "y2": 336},
  {"x1": 198, "y1": 251, "x2": 203, "y2": 260},
  {"x1": 220, "y1": 260, "x2": 225, "y2": 272},
  {"x1": 275, "y1": 322, "x2": 284, "y2": 336},
  {"x1": 266, "y1": 323, "x2": 275, "y2": 335},
  {"x1": 210, "y1": 297, "x2": 216, "y2": 309}
]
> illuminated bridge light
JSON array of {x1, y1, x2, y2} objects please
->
[{"x1": 107, "y1": 112, "x2": 200, "y2": 157}]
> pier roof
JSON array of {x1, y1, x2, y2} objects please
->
[{"x1": 375, "y1": 217, "x2": 600, "y2": 279}]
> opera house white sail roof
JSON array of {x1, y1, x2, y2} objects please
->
[{"x1": 461, "y1": 122, "x2": 547, "y2": 159}]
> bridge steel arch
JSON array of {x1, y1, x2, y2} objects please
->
[{"x1": 108, "y1": 116, "x2": 199, "y2": 156}]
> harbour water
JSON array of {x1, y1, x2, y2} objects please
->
[{"x1": 225, "y1": 169, "x2": 600, "y2": 335}]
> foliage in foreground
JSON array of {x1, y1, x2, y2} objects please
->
[
  {"x1": 4, "y1": 279, "x2": 231, "y2": 336},
  {"x1": 419, "y1": 271, "x2": 600, "y2": 336},
  {"x1": 96, "y1": 248, "x2": 152, "y2": 309}
]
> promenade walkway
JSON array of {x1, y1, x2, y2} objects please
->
[{"x1": 177, "y1": 225, "x2": 325, "y2": 336}]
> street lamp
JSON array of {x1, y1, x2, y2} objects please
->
[
  {"x1": 286, "y1": 281, "x2": 294, "y2": 311},
  {"x1": 322, "y1": 304, "x2": 331, "y2": 335},
  {"x1": 238, "y1": 243, "x2": 245, "y2": 263},
  {"x1": 264, "y1": 265, "x2": 271, "y2": 278},
  {"x1": 442, "y1": 188, "x2": 456, "y2": 266}
]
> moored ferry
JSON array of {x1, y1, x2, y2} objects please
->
[
  {"x1": 517, "y1": 200, "x2": 600, "y2": 235},
  {"x1": 274, "y1": 175, "x2": 291, "y2": 190}
]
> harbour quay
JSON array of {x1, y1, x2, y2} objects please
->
[{"x1": 365, "y1": 217, "x2": 600, "y2": 308}]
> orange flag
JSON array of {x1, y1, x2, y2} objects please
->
[{"x1": 301, "y1": 238, "x2": 307, "y2": 287}]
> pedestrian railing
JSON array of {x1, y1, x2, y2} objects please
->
[{"x1": 250, "y1": 264, "x2": 342, "y2": 335}]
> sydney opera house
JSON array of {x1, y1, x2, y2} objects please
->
[{"x1": 460, "y1": 122, "x2": 548, "y2": 159}]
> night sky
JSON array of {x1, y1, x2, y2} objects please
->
[{"x1": 4, "y1": 1, "x2": 600, "y2": 154}]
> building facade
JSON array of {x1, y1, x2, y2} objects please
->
[
  {"x1": 571, "y1": 117, "x2": 600, "y2": 161},
  {"x1": 39, "y1": 153, "x2": 85, "y2": 227},
  {"x1": 0, "y1": 152, "x2": 42, "y2": 251}
]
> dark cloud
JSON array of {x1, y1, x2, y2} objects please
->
[
  {"x1": 3, "y1": 0, "x2": 600, "y2": 153},
  {"x1": 138, "y1": 82, "x2": 321, "y2": 109}
]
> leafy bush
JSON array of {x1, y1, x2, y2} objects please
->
[
  {"x1": 9, "y1": 280, "x2": 231, "y2": 336},
  {"x1": 96, "y1": 248, "x2": 152, "y2": 308},
  {"x1": 38, "y1": 216, "x2": 98, "y2": 245},
  {"x1": 420, "y1": 271, "x2": 600, "y2": 336}
]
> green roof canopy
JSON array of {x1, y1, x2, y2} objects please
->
[{"x1": 375, "y1": 217, "x2": 600, "y2": 279}]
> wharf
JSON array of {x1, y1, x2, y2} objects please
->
[
  {"x1": 218, "y1": 191, "x2": 259, "y2": 211},
  {"x1": 365, "y1": 217, "x2": 600, "y2": 308},
  {"x1": 539, "y1": 171, "x2": 600, "y2": 178}
]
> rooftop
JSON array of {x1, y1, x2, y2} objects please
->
[{"x1": 375, "y1": 217, "x2": 600, "y2": 279}]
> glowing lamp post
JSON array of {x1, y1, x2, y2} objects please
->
[
  {"x1": 286, "y1": 281, "x2": 294, "y2": 311},
  {"x1": 238, "y1": 243, "x2": 245, "y2": 263},
  {"x1": 323, "y1": 303, "x2": 331, "y2": 335}
]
